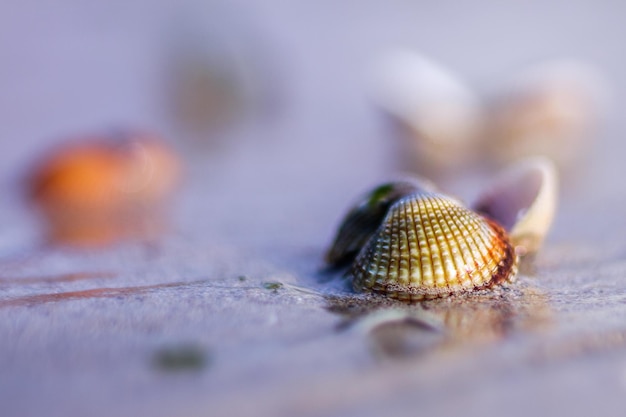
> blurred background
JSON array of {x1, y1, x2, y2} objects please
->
[
  {"x1": 0, "y1": 0, "x2": 622, "y2": 250},
  {"x1": 1, "y1": 1, "x2": 626, "y2": 416}
]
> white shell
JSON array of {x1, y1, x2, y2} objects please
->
[
  {"x1": 473, "y1": 156, "x2": 558, "y2": 255},
  {"x1": 372, "y1": 49, "x2": 483, "y2": 172}
]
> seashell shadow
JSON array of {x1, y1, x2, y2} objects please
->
[{"x1": 325, "y1": 278, "x2": 552, "y2": 360}]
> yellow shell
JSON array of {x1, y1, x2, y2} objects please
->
[{"x1": 351, "y1": 192, "x2": 518, "y2": 301}]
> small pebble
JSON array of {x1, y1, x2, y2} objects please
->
[{"x1": 153, "y1": 344, "x2": 209, "y2": 372}]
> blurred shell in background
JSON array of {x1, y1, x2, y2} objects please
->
[
  {"x1": 27, "y1": 131, "x2": 181, "y2": 246},
  {"x1": 485, "y1": 60, "x2": 610, "y2": 170},
  {"x1": 163, "y1": 5, "x2": 282, "y2": 145},
  {"x1": 373, "y1": 51, "x2": 609, "y2": 180},
  {"x1": 372, "y1": 49, "x2": 483, "y2": 177}
]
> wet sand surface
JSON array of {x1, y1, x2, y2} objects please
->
[{"x1": 2, "y1": 1, "x2": 626, "y2": 416}]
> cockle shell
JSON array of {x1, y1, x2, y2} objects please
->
[
  {"x1": 350, "y1": 191, "x2": 518, "y2": 301},
  {"x1": 326, "y1": 157, "x2": 557, "y2": 300}
]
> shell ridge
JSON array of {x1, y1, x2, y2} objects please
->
[
  {"x1": 373, "y1": 211, "x2": 390, "y2": 287},
  {"x1": 450, "y1": 206, "x2": 473, "y2": 286},
  {"x1": 403, "y1": 198, "x2": 414, "y2": 287},
  {"x1": 454, "y1": 205, "x2": 482, "y2": 284},
  {"x1": 351, "y1": 230, "x2": 376, "y2": 290},
  {"x1": 475, "y1": 219, "x2": 517, "y2": 289},
  {"x1": 408, "y1": 194, "x2": 423, "y2": 289},
  {"x1": 396, "y1": 201, "x2": 410, "y2": 300},
  {"x1": 481, "y1": 222, "x2": 505, "y2": 284},
  {"x1": 428, "y1": 196, "x2": 446, "y2": 288},
  {"x1": 394, "y1": 199, "x2": 406, "y2": 287},
  {"x1": 451, "y1": 207, "x2": 474, "y2": 286},
  {"x1": 371, "y1": 226, "x2": 385, "y2": 289},
  {"x1": 435, "y1": 196, "x2": 459, "y2": 289},
  {"x1": 443, "y1": 207, "x2": 465, "y2": 286},
  {"x1": 473, "y1": 214, "x2": 500, "y2": 284},
  {"x1": 387, "y1": 203, "x2": 400, "y2": 288},
  {"x1": 416, "y1": 195, "x2": 433, "y2": 288},
  {"x1": 398, "y1": 196, "x2": 423, "y2": 291},
  {"x1": 482, "y1": 216, "x2": 510, "y2": 281},
  {"x1": 352, "y1": 198, "x2": 402, "y2": 290},
  {"x1": 470, "y1": 220, "x2": 494, "y2": 285}
]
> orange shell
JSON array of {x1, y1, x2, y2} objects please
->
[
  {"x1": 29, "y1": 133, "x2": 180, "y2": 213},
  {"x1": 27, "y1": 132, "x2": 180, "y2": 246}
]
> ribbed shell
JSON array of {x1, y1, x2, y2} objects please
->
[
  {"x1": 325, "y1": 181, "x2": 423, "y2": 268},
  {"x1": 351, "y1": 192, "x2": 518, "y2": 301}
]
